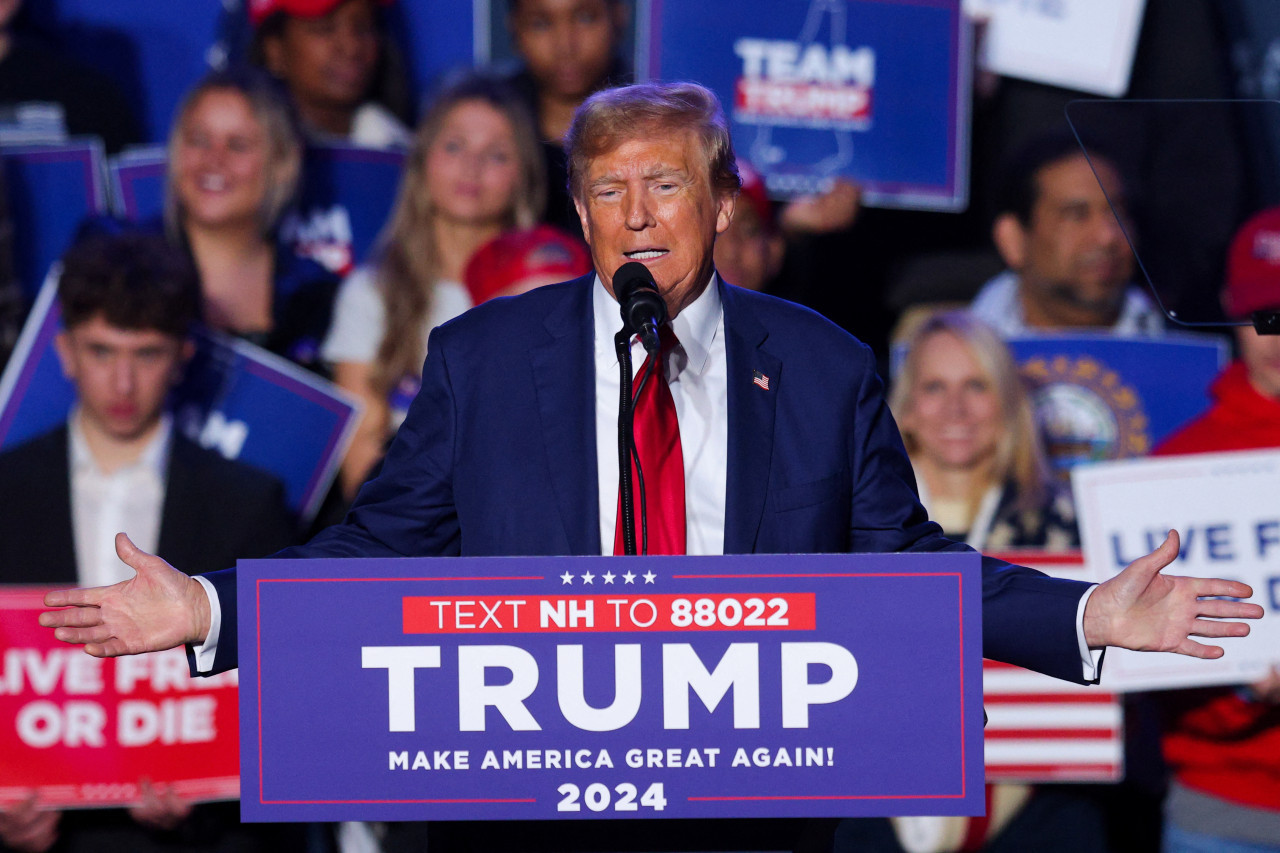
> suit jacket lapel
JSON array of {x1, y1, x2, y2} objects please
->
[
  {"x1": 157, "y1": 436, "x2": 196, "y2": 572},
  {"x1": 721, "y1": 283, "x2": 779, "y2": 554},
  {"x1": 33, "y1": 428, "x2": 77, "y2": 583},
  {"x1": 529, "y1": 275, "x2": 601, "y2": 556}
]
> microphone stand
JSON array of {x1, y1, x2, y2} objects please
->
[
  {"x1": 615, "y1": 330, "x2": 656, "y2": 556},
  {"x1": 615, "y1": 329, "x2": 638, "y2": 556}
]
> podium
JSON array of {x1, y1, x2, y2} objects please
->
[{"x1": 238, "y1": 552, "x2": 984, "y2": 822}]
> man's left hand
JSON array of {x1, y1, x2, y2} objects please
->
[{"x1": 1083, "y1": 530, "x2": 1263, "y2": 657}]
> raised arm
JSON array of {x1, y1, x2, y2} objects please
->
[
  {"x1": 38, "y1": 533, "x2": 210, "y2": 657},
  {"x1": 1084, "y1": 530, "x2": 1263, "y2": 657}
]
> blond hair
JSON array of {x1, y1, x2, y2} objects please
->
[
  {"x1": 890, "y1": 310, "x2": 1049, "y2": 513},
  {"x1": 164, "y1": 67, "x2": 303, "y2": 241},
  {"x1": 566, "y1": 81, "x2": 740, "y2": 203},
  {"x1": 370, "y1": 73, "x2": 545, "y2": 397}
]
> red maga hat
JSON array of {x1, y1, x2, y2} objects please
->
[
  {"x1": 465, "y1": 225, "x2": 592, "y2": 305},
  {"x1": 1225, "y1": 207, "x2": 1280, "y2": 318},
  {"x1": 249, "y1": 0, "x2": 393, "y2": 27}
]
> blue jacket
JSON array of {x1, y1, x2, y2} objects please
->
[{"x1": 202, "y1": 276, "x2": 1090, "y2": 681}]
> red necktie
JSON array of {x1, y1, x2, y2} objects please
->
[{"x1": 614, "y1": 327, "x2": 686, "y2": 555}]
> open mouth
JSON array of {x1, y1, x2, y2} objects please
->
[
  {"x1": 624, "y1": 250, "x2": 668, "y2": 260},
  {"x1": 197, "y1": 174, "x2": 229, "y2": 192}
]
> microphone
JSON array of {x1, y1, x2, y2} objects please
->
[{"x1": 613, "y1": 262, "x2": 667, "y2": 354}]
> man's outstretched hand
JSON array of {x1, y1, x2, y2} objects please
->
[
  {"x1": 1084, "y1": 530, "x2": 1263, "y2": 657},
  {"x1": 39, "y1": 533, "x2": 210, "y2": 657}
]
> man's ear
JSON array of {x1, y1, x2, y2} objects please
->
[
  {"x1": 715, "y1": 192, "x2": 736, "y2": 235},
  {"x1": 574, "y1": 196, "x2": 592, "y2": 243},
  {"x1": 53, "y1": 330, "x2": 76, "y2": 380},
  {"x1": 992, "y1": 213, "x2": 1028, "y2": 271}
]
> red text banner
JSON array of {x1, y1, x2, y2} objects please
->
[{"x1": 404, "y1": 593, "x2": 817, "y2": 634}]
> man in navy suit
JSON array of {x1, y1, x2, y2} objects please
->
[{"x1": 42, "y1": 82, "x2": 1258, "y2": 700}]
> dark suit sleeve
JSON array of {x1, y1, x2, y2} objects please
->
[
  {"x1": 843, "y1": 344, "x2": 1093, "y2": 685},
  {"x1": 296, "y1": 324, "x2": 463, "y2": 558}
]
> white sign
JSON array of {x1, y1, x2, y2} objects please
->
[
  {"x1": 964, "y1": 0, "x2": 1147, "y2": 97},
  {"x1": 1073, "y1": 450, "x2": 1280, "y2": 691}
]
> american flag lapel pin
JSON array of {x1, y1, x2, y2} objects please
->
[{"x1": 752, "y1": 369, "x2": 771, "y2": 391}]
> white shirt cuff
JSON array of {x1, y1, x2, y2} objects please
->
[
  {"x1": 1076, "y1": 584, "x2": 1104, "y2": 683},
  {"x1": 191, "y1": 575, "x2": 221, "y2": 674}
]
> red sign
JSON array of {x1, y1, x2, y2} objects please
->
[
  {"x1": 0, "y1": 587, "x2": 240, "y2": 807},
  {"x1": 403, "y1": 593, "x2": 817, "y2": 634}
]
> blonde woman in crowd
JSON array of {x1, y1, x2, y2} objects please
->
[
  {"x1": 322, "y1": 72, "x2": 545, "y2": 497},
  {"x1": 890, "y1": 309, "x2": 1077, "y2": 551},
  {"x1": 166, "y1": 66, "x2": 338, "y2": 373},
  {"x1": 836, "y1": 313, "x2": 1098, "y2": 852}
]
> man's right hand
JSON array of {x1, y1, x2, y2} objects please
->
[
  {"x1": 0, "y1": 793, "x2": 59, "y2": 852},
  {"x1": 39, "y1": 533, "x2": 210, "y2": 657}
]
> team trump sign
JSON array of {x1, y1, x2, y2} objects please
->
[{"x1": 239, "y1": 553, "x2": 984, "y2": 821}]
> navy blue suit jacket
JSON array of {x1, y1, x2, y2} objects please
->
[{"x1": 203, "y1": 276, "x2": 1090, "y2": 680}]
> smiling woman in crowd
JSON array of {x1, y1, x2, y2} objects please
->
[
  {"x1": 164, "y1": 66, "x2": 339, "y2": 373},
  {"x1": 890, "y1": 310, "x2": 1078, "y2": 551}
]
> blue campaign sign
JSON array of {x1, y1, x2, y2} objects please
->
[
  {"x1": 111, "y1": 144, "x2": 405, "y2": 275},
  {"x1": 238, "y1": 552, "x2": 984, "y2": 822},
  {"x1": 2, "y1": 143, "x2": 108, "y2": 301},
  {"x1": 643, "y1": 0, "x2": 969, "y2": 210},
  {"x1": 0, "y1": 277, "x2": 358, "y2": 523},
  {"x1": 1006, "y1": 333, "x2": 1228, "y2": 477},
  {"x1": 108, "y1": 146, "x2": 167, "y2": 220},
  {"x1": 281, "y1": 145, "x2": 406, "y2": 275}
]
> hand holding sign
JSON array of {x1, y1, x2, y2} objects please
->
[
  {"x1": 39, "y1": 534, "x2": 210, "y2": 657},
  {"x1": 129, "y1": 779, "x2": 194, "y2": 831},
  {"x1": 0, "y1": 792, "x2": 59, "y2": 852},
  {"x1": 1083, "y1": 530, "x2": 1264, "y2": 658}
]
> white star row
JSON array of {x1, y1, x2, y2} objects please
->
[{"x1": 559, "y1": 570, "x2": 657, "y2": 585}]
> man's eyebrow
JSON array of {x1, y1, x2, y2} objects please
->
[
  {"x1": 588, "y1": 166, "x2": 692, "y2": 189},
  {"x1": 646, "y1": 166, "x2": 690, "y2": 180}
]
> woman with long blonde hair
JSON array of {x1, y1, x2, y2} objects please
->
[{"x1": 322, "y1": 72, "x2": 546, "y2": 497}]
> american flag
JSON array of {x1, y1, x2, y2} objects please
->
[
  {"x1": 752, "y1": 370, "x2": 770, "y2": 390},
  {"x1": 983, "y1": 552, "x2": 1123, "y2": 783}
]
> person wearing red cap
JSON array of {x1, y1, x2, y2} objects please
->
[
  {"x1": 463, "y1": 224, "x2": 591, "y2": 305},
  {"x1": 249, "y1": 0, "x2": 411, "y2": 149},
  {"x1": 1152, "y1": 207, "x2": 1280, "y2": 852}
]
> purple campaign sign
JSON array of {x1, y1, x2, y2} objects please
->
[
  {"x1": 239, "y1": 552, "x2": 984, "y2": 822},
  {"x1": 108, "y1": 147, "x2": 167, "y2": 220},
  {"x1": 643, "y1": 0, "x2": 970, "y2": 210},
  {"x1": 2, "y1": 143, "x2": 108, "y2": 300}
]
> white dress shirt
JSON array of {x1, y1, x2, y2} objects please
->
[
  {"x1": 69, "y1": 411, "x2": 170, "y2": 588},
  {"x1": 594, "y1": 274, "x2": 727, "y2": 555}
]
